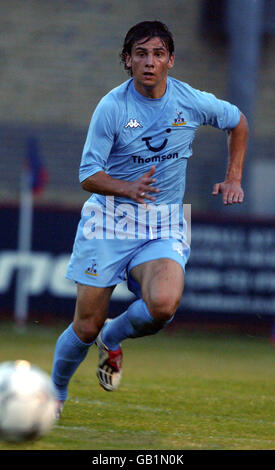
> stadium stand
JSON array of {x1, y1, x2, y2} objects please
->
[{"x1": 0, "y1": 0, "x2": 274, "y2": 213}]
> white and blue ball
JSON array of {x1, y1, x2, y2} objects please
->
[{"x1": 0, "y1": 360, "x2": 58, "y2": 442}]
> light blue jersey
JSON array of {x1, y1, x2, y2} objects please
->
[
  {"x1": 66, "y1": 78, "x2": 240, "y2": 289},
  {"x1": 79, "y1": 77, "x2": 240, "y2": 206}
]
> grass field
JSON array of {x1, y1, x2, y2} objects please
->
[{"x1": 0, "y1": 321, "x2": 274, "y2": 451}]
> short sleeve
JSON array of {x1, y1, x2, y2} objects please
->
[
  {"x1": 79, "y1": 95, "x2": 117, "y2": 183},
  {"x1": 196, "y1": 90, "x2": 241, "y2": 131}
]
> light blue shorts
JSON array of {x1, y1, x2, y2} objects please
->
[{"x1": 66, "y1": 200, "x2": 190, "y2": 298}]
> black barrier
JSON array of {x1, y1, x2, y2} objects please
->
[
  {"x1": 1, "y1": 206, "x2": 275, "y2": 321},
  {"x1": 182, "y1": 216, "x2": 275, "y2": 317}
]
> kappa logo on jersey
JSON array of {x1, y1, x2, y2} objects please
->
[
  {"x1": 125, "y1": 118, "x2": 143, "y2": 129},
  {"x1": 172, "y1": 110, "x2": 186, "y2": 127},
  {"x1": 85, "y1": 259, "x2": 98, "y2": 277}
]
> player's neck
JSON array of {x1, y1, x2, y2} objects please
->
[{"x1": 133, "y1": 78, "x2": 167, "y2": 99}]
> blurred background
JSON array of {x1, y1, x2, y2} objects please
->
[{"x1": 0, "y1": 0, "x2": 275, "y2": 336}]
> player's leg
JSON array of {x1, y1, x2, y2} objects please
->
[
  {"x1": 73, "y1": 283, "x2": 115, "y2": 342},
  {"x1": 132, "y1": 257, "x2": 184, "y2": 321},
  {"x1": 101, "y1": 258, "x2": 184, "y2": 352},
  {"x1": 51, "y1": 284, "x2": 114, "y2": 403},
  {"x1": 96, "y1": 237, "x2": 189, "y2": 391}
]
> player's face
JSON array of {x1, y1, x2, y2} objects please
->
[{"x1": 125, "y1": 36, "x2": 175, "y2": 99}]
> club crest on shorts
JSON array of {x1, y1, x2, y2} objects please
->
[
  {"x1": 172, "y1": 242, "x2": 184, "y2": 257},
  {"x1": 85, "y1": 259, "x2": 98, "y2": 277}
]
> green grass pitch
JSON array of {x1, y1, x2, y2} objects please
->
[{"x1": 0, "y1": 321, "x2": 274, "y2": 450}]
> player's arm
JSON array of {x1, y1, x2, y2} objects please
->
[
  {"x1": 212, "y1": 112, "x2": 249, "y2": 205},
  {"x1": 81, "y1": 165, "x2": 160, "y2": 204}
]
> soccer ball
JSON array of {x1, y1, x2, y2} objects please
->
[{"x1": 0, "y1": 360, "x2": 58, "y2": 442}]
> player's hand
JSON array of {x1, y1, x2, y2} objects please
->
[
  {"x1": 212, "y1": 180, "x2": 244, "y2": 205},
  {"x1": 128, "y1": 166, "x2": 160, "y2": 203}
]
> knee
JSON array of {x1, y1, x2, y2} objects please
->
[
  {"x1": 146, "y1": 292, "x2": 180, "y2": 322},
  {"x1": 73, "y1": 312, "x2": 105, "y2": 343}
]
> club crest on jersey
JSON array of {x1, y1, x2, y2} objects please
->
[
  {"x1": 125, "y1": 118, "x2": 143, "y2": 129},
  {"x1": 172, "y1": 111, "x2": 186, "y2": 126}
]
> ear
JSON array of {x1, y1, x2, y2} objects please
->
[
  {"x1": 125, "y1": 53, "x2": 132, "y2": 69},
  {"x1": 168, "y1": 53, "x2": 175, "y2": 70}
]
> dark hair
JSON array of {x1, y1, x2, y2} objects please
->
[{"x1": 120, "y1": 21, "x2": 174, "y2": 75}]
